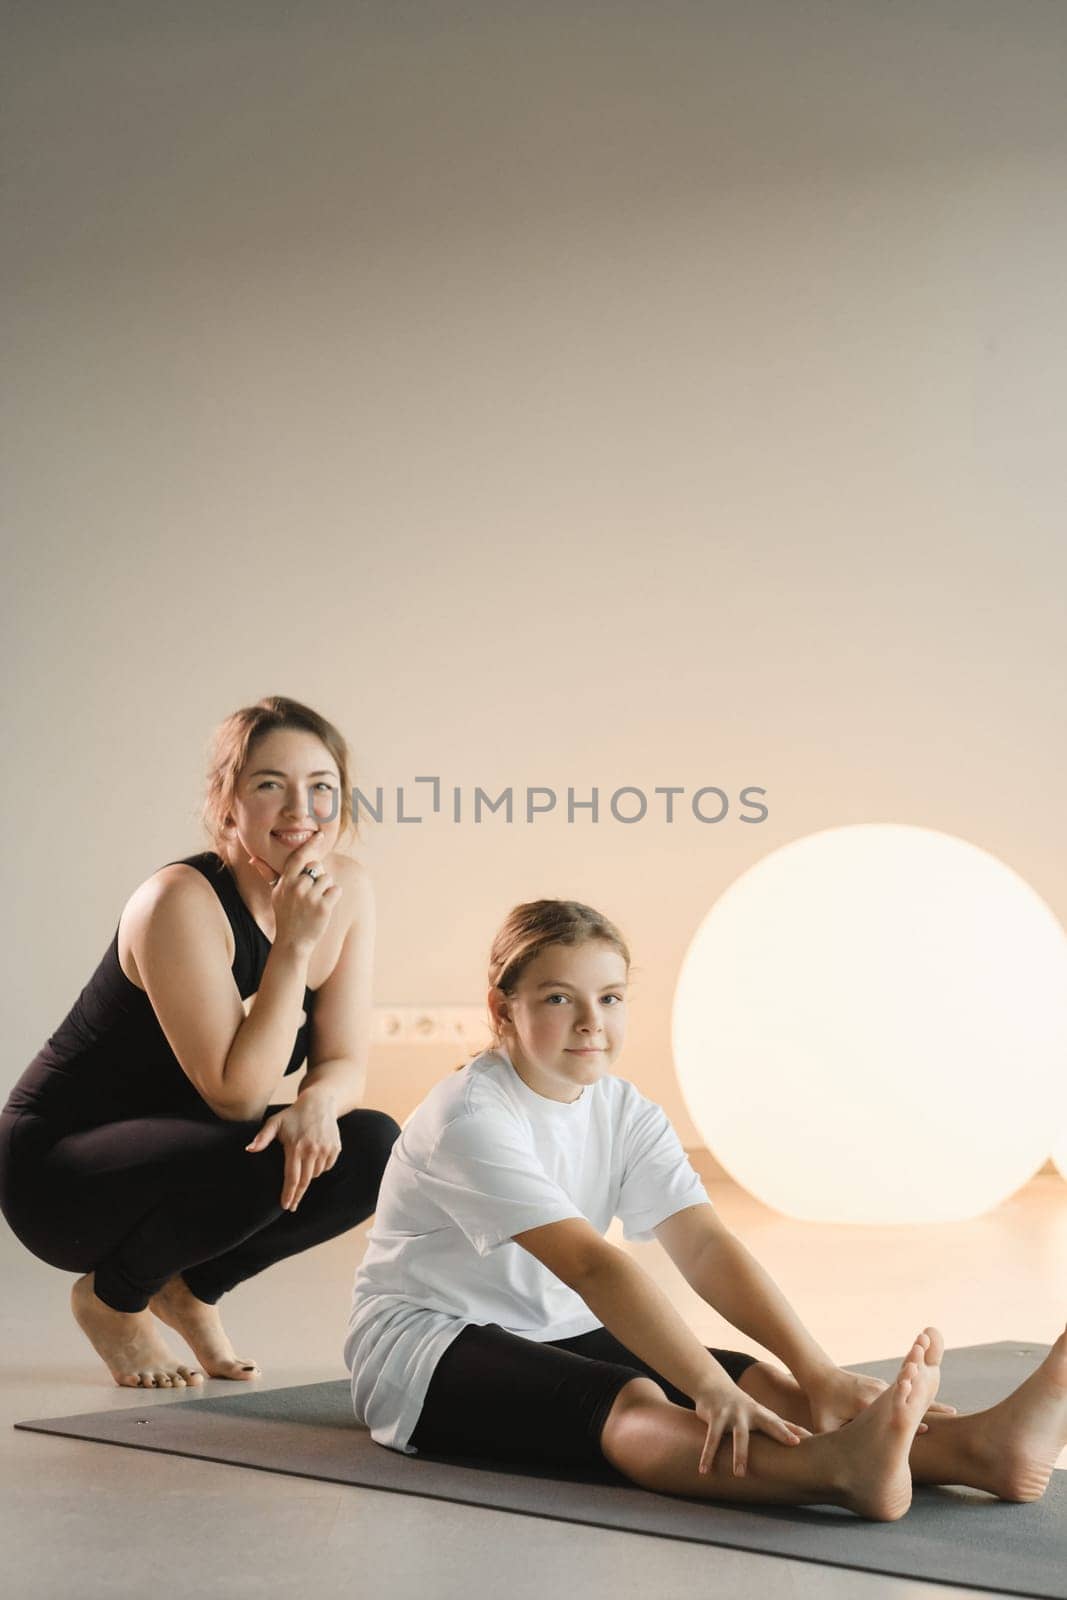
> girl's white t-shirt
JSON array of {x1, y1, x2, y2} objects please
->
[{"x1": 344, "y1": 1045, "x2": 711, "y2": 1453}]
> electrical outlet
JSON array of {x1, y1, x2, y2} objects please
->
[{"x1": 372, "y1": 1005, "x2": 490, "y2": 1047}]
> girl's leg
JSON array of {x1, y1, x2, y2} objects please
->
[
  {"x1": 738, "y1": 1359, "x2": 983, "y2": 1487},
  {"x1": 598, "y1": 1329, "x2": 943, "y2": 1521},
  {"x1": 553, "y1": 1324, "x2": 759, "y2": 1395},
  {"x1": 738, "y1": 1327, "x2": 1067, "y2": 1504}
]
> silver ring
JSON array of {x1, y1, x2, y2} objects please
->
[{"x1": 302, "y1": 864, "x2": 323, "y2": 882}]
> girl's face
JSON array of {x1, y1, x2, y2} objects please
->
[
  {"x1": 225, "y1": 727, "x2": 343, "y2": 873},
  {"x1": 492, "y1": 939, "x2": 629, "y2": 1103}
]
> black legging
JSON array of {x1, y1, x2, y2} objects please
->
[{"x1": 0, "y1": 1104, "x2": 400, "y2": 1312}]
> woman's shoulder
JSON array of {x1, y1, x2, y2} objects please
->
[
  {"x1": 134, "y1": 850, "x2": 367, "y2": 897},
  {"x1": 117, "y1": 855, "x2": 233, "y2": 986},
  {"x1": 325, "y1": 853, "x2": 373, "y2": 913},
  {"x1": 124, "y1": 854, "x2": 226, "y2": 915},
  {"x1": 326, "y1": 852, "x2": 369, "y2": 881}
]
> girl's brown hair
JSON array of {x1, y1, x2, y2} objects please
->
[
  {"x1": 201, "y1": 695, "x2": 357, "y2": 853},
  {"x1": 458, "y1": 899, "x2": 631, "y2": 1066}
]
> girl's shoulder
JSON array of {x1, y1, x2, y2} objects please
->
[
  {"x1": 401, "y1": 1050, "x2": 523, "y2": 1155},
  {"x1": 598, "y1": 1073, "x2": 667, "y2": 1137},
  {"x1": 437, "y1": 1047, "x2": 516, "y2": 1120}
]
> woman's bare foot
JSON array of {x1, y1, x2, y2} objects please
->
[
  {"x1": 149, "y1": 1274, "x2": 261, "y2": 1380},
  {"x1": 830, "y1": 1328, "x2": 944, "y2": 1521},
  {"x1": 963, "y1": 1321, "x2": 1067, "y2": 1502},
  {"x1": 71, "y1": 1273, "x2": 205, "y2": 1389}
]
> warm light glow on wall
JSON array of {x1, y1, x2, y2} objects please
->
[
  {"x1": 672, "y1": 825, "x2": 1067, "y2": 1223},
  {"x1": 1052, "y1": 1134, "x2": 1067, "y2": 1181}
]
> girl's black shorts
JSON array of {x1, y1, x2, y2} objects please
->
[{"x1": 407, "y1": 1320, "x2": 760, "y2": 1477}]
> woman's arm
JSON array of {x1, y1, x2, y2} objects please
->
[
  {"x1": 220, "y1": 941, "x2": 315, "y2": 1119},
  {"x1": 296, "y1": 860, "x2": 375, "y2": 1117},
  {"x1": 135, "y1": 872, "x2": 312, "y2": 1122}
]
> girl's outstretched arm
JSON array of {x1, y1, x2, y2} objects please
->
[
  {"x1": 656, "y1": 1205, "x2": 834, "y2": 1386},
  {"x1": 515, "y1": 1218, "x2": 809, "y2": 1471},
  {"x1": 656, "y1": 1206, "x2": 959, "y2": 1432},
  {"x1": 517, "y1": 1217, "x2": 752, "y2": 1403}
]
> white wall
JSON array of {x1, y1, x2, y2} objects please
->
[{"x1": 5, "y1": 0, "x2": 1065, "y2": 1149}]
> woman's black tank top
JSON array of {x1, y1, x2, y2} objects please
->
[{"x1": 4, "y1": 851, "x2": 316, "y2": 1131}]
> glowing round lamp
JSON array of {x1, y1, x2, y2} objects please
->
[{"x1": 672, "y1": 825, "x2": 1067, "y2": 1223}]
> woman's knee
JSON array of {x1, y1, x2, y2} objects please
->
[{"x1": 338, "y1": 1108, "x2": 401, "y2": 1171}]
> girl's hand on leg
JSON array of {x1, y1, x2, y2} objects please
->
[
  {"x1": 805, "y1": 1363, "x2": 957, "y2": 1433},
  {"x1": 693, "y1": 1382, "x2": 812, "y2": 1476}
]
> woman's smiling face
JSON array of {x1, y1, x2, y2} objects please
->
[
  {"x1": 492, "y1": 939, "x2": 629, "y2": 1102},
  {"x1": 227, "y1": 727, "x2": 343, "y2": 871}
]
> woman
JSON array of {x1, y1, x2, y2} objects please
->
[{"x1": 0, "y1": 695, "x2": 400, "y2": 1389}]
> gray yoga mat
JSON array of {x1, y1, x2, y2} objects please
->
[{"x1": 16, "y1": 1341, "x2": 1065, "y2": 1599}]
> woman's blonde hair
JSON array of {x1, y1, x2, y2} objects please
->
[
  {"x1": 457, "y1": 899, "x2": 631, "y2": 1067},
  {"x1": 201, "y1": 695, "x2": 357, "y2": 852}
]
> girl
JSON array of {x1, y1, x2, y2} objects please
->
[
  {"x1": 346, "y1": 898, "x2": 1067, "y2": 1519},
  {"x1": 0, "y1": 696, "x2": 399, "y2": 1390}
]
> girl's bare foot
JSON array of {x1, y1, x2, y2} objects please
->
[
  {"x1": 149, "y1": 1274, "x2": 261, "y2": 1380},
  {"x1": 831, "y1": 1328, "x2": 944, "y2": 1521},
  {"x1": 964, "y1": 1321, "x2": 1067, "y2": 1502},
  {"x1": 71, "y1": 1273, "x2": 204, "y2": 1389}
]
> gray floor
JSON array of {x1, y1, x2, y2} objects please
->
[{"x1": 5, "y1": 1167, "x2": 1065, "y2": 1600}]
